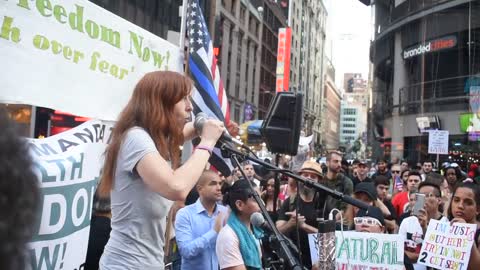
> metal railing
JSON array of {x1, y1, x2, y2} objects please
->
[{"x1": 398, "y1": 75, "x2": 470, "y2": 115}]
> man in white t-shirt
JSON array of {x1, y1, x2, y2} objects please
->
[{"x1": 216, "y1": 180, "x2": 262, "y2": 270}]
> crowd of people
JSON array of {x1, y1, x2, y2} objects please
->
[
  {"x1": 87, "y1": 137, "x2": 480, "y2": 270},
  {"x1": 2, "y1": 71, "x2": 480, "y2": 270}
]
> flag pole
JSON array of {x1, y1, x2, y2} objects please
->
[{"x1": 179, "y1": 0, "x2": 189, "y2": 73}]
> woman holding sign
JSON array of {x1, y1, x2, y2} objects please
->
[
  {"x1": 447, "y1": 182, "x2": 480, "y2": 269},
  {"x1": 97, "y1": 71, "x2": 225, "y2": 269}
]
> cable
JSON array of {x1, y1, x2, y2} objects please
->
[{"x1": 328, "y1": 208, "x2": 350, "y2": 267}]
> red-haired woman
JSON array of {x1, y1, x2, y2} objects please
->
[{"x1": 98, "y1": 71, "x2": 224, "y2": 269}]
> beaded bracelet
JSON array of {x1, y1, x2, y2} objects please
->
[{"x1": 196, "y1": 145, "x2": 213, "y2": 155}]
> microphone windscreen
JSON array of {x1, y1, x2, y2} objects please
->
[
  {"x1": 250, "y1": 212, "x2": 265, "y2": 227},
  {"x1": 194, "y1": 112, "x2": 208, "y2": 132}
]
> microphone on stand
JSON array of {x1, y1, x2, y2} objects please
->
[
  {"x1": 250, "y1": 212, "x2": 301, "y2": 255},
  {"x1": 250, "y1": 212, "x2": 271, "y2": 231},
  {"x1": 194, "y1": 113, "x2": 244, "y2": 146}
]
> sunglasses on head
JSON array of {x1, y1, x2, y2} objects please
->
[{"x1": 354, "y1": 217, "x2": 382, "y2": 227}]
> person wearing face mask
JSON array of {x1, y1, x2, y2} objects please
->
[{"x1": 276, "y1": 160, "x2": 324, "y2": 269}]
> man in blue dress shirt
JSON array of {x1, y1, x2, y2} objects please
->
[{"x1": 175, "y1": 170, "x2": 227, "y2": 270}]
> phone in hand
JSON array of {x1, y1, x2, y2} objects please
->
[{"x1": 412, "y1": 193, "x2": 426, "y2": 216}]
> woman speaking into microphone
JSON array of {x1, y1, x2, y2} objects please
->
[{"x1": 98, "y1": 71, "x2": 224, "y2": 270}]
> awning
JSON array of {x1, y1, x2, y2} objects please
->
[{"x1": 239, "y1": 120, "x2": 264, "y2": 144}]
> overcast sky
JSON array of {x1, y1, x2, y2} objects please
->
[{"x1": 326, "y1": 0, "x2": 372, "y2": 89}]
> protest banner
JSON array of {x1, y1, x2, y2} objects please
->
[
  {"x1": 418, "y1": 219, "x2": 477, "y2": 270},
  {"x1": 308, "y1": 231, "x2": 405, "y2": 270},
  {"x1": 28, "y1": 120, "x2": 113, "y2": 270},
  {"x1": 0, "y1": 0, "x2": 181, "y2": 121}
]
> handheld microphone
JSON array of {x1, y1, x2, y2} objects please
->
[{"x1": 194, "y1": 113, "x2": 244, "y2": 146}]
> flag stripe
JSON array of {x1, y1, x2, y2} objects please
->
[
  {"x1": 189, "y1": 53, "x2": 217, "y2": 104},
  {"x1": 186, "y1": 0, "x2": 232, "y2": 176},
  {"x1": 191, "y1": 90, "x2": 219, "y2": 120},
  {"x1": 189, "y1": 58, "x2": 224, "y2": 121}
]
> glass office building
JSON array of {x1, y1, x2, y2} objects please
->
[{"x1": 367, "y1": 0, "x2": 480, "y2": 165}]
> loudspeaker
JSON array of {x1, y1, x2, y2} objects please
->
[{"x1": 260, "y1": 92, "x2": 303, "y2": 155}]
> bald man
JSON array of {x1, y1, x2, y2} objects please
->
[{"x1": 175, "y1": 170, "x2": 227, "y2": 270}]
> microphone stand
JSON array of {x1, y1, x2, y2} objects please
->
[
  {"x1": 220, "y1": 143, "x2": 371, "y2": 211},
  {"x1": 225, "y1": 146, "x2": 304, "y2": 270}
]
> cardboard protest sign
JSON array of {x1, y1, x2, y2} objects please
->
[
  {"x1": 418, "y1": 219, "x2": 477, "y2": 270},
  {"x1": 308, "y1": 231, "x2": 405, "y2": 270}
]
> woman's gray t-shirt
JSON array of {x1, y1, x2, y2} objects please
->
[{"x1": 100, "y1": 127, "x2": 173, "y2": 270}]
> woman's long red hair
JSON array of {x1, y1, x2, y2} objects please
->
[{"x1": 97, "y1": 71, "x2": 192, "y2": 197}]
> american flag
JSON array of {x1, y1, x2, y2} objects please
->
[{"x1": 186, "y1": 0, "x2": 232, "y2": 175}]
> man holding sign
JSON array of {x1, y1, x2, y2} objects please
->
[{"x1": 399, "y1": 181, "x2": 448, "y2": 270}]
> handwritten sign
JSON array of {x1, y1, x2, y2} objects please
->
[
  {"x1": 308, "y1": 231, "x2": 405, "y2": 269},
  {"x1": 428, "y1": 130, "x2": 449, "y2": 155},
  {"x1": 418, "y1": 220, "x2": 477, "y2": 270}
]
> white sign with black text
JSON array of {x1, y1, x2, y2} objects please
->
[{"x1": 428, "y1": 130, "x2": 449, "y2": 155}]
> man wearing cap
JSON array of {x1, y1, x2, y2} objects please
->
[
  {"x1": 351, "y1": 182, "x2": 396, "y2": 233},
  {"x1": 352, "y1": 160, "x2": 372, "y2": 187},
  {"x1": 354, "y1": 206, "x2": 385, "y2": 233},
  {"x1": 276, "y1": 160, "x2": 323, "y2": 269},
  {"x1": 353, "y1": 182, "x2": 377, "y2": 206},
  {"x1": 354, "y1": 207, "x2": 414, "y2": 270}
]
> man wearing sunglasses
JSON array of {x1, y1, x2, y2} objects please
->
[
  {"x1": 354, "y1": 206, "x2": 385, "y2": 233},
  {"x1": 390, "y1": 164, "x2": 404, "y2": 199},
  {"x1": 354, "y1": 207, "x2": 414, "y2": 270}
]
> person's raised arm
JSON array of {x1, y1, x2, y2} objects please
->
[{"x1": 137, "y1": 119, "x2": 224, "y2": 201}]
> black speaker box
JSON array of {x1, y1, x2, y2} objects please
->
[{"x1": 260, "y1": 92, "x2": 303, "y2": 155}]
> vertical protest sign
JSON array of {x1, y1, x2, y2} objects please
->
[
  {"x1": 308, "y1": 231, "x2": 405, "y2": 269},
  {"x1": 28, "y1": 120, "x2": 113, "y2": 270},
  {"x1": 428, "y1": 130, "x2": 449, "y2": 155},
  {"x1": 418, "y1": 219, "x2": 476, "y2": 270}
]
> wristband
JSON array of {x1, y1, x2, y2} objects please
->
[{"x1": 196, "y1": 145, "x2": 213, "y2": 155}]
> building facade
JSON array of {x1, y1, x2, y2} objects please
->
[
  {"x1": 365, "y1": 0, "x2": 480, "y2": 165},
  {"x1": 340, "y1": 105, "x2": 359, "y2": 144},
  {"x1": 344, "y1": 73, "x2": 367, "y2": 93},
  {"x1": 340, "y1": 73, "x2": 369, "y2": 147},
  {"x1": 289, "y1": 0, "x2": 328, "y2": 148},
  {"x1": 321, "y1": 58, "x2": 341, "y2": 151},
  {"x1": 257, "y1": 0, "x2": 287, "y2": 118},
  {"x1": 216, "y1": 0, "x2": 263, "y2": 123}
]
